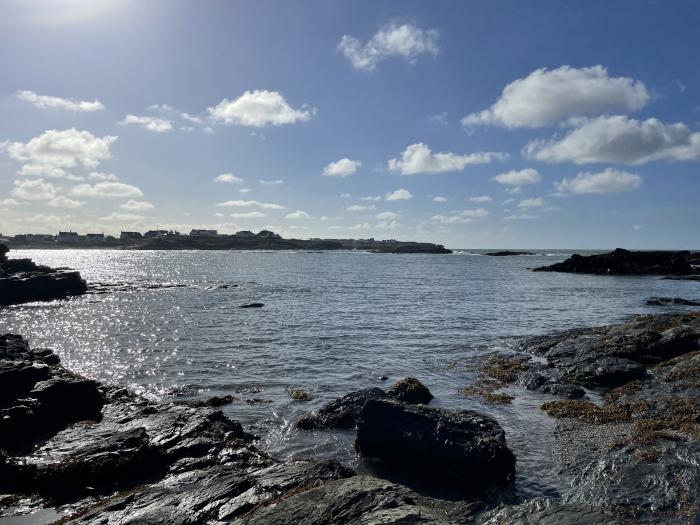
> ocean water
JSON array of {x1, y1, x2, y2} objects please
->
[{"x1": 2, "y1": 249, "x2": 698, "y2": 501}]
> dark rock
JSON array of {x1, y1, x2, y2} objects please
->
[
  {"x1": 296, "y1": 387, "x2": 387, "y2": 430},
  {"x1": 0, "y1": 243, "x2": 8, "y2": 261},
  {"x1": 386, "y1": 377, "x2": 433, "y2": 404},
  {"x1": 30, "y1": 377, "x2": 105, "y2": 424},
  {"x1": 179, "y1": 394, "x2": 235, "y2": 407},
  {"x1": 533, "y1": 248, "x2": 695, "y2": 275},
  {"x1": 647, "y1": 296, "x2": 700, "y2": 306},
  {"x1": 355, "y1": 399, "x2": 516, "y2": 493},
  {"x1": 0, "y1": 246, "x2": 87, "y2": 306},
  {"x1": 485, "y1": 251, "x2": 534, "y2": 256},
  {"x1": 239, "y1": 302, "x2": 264, "y2": 308},
  {"x1": 288, "y1": 388, "x2": 312, "y2": 401}
]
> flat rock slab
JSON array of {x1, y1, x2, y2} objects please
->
[{"x1": 355, "y1": 399, "x2": 515, "y2": 493}]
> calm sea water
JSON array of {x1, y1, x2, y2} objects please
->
[{"x1": 2, "y1": 249, "x2": 698, "y2": 500}]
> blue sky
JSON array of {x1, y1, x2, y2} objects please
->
[{"x1": 1, "y1": 0, "x2": 699, "y2": 249}]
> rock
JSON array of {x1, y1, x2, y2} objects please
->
[
  {"x1": 239, "y1": 302, "x2": 264, "y2": 308},
  {"x1": 386, "y1": 377, "x2": 433, "y2": 404},
  {"x1": 288, "y1": 388, "x2": 312, "y2": 401},
  {"x1": 485, "y1": 251, "x2": 534, "y2": 256},
  {"x1": 533, "y1": 248, "x2": 695, "y2": 275},
  {"x1": 647, "y1": 296, "x2": 700, "y2": 306},
  {"x1": 355, "y1": 399, "x2": 516, "y2": 493},
  {"x1": 296, "y1": 387, "x2": 387, "y2": 430},
  {"x1": 179, "y1": 394, "x2": 236, "y2": 407},
  {"x1": 477, "y1": 498, "x2": 621, "y2": 525},
  {"x1": 0, "y1": 246, "x2": 87, "y2": 306},
  {"x1": 379, "y1": 375, "x2": 388, "y2": 381}
]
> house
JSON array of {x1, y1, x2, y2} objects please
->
[
  {"x1": 57, "y1": 231, "x2": 79, "y2": 244},
  {"x1": 256, "y1": 230, "x2": 282, "y2": 239},
  {"x1": 234, "y1": 230, "x2": 255, "y2": 238},
  {"x1": 26, "y1": 234, "x2": 55, "y2": 242},
  {"x1": 189, "y1": 229, "x2": 218, "y2": 237},
  {"x1": 86, "y1": 233, "x2": 105, "y2": 242},
  {"x1": 144, "y1": 230, "x2": 169, "y2": 238},
  {"x1": 120, "y1": 231, "x2": 143, "y2": 240}
]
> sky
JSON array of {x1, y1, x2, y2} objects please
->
[{"x1": 1, "y1": 0, "x2": 699, "y2": 249}]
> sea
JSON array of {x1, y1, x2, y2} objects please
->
[{"x1": 2, "y1": 248, "x2": 698, "y2": 501}]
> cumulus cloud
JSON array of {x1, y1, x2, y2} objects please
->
[
  {"x1": 259, "y1": 179, "x2": 284, "y2": 185},
  {"x1": 88, "y1": 172, "x2": 119, "y2": 181},
  {"x1": 71, "y1": 181, "x2": 143, "y2": 198},
  {"x1": 387, "y1": 143, "x2": 506, "y2": 175},
  {"x1": 285, "y1": 210, "x2": 310, "y2": 219},
  {"x1": 553, "y1": 168, "x2": 642, "y2": 195},
  {"x1": 208, "y1": 90, "x2": 314, "y2": 127},
  {"x1": 11, "y1": 179, "x2": 57, "y2": 201},
  {"x1": 347, "y1": 204, "x2": 375, "y2": 211},
  {"x1": 461, "y1": 65, "x2": 649, "y2": 128},
  {"x1": 0, "y1": 198, "x2": 20, "y2": 206},
  {"x1": 2, "y1": 128, "x2": 116, "y2": 170},
  {"x1": 385, "y1": 188, "x2": 413, "y2": 201},
  {"x1": 120, "y1": 199, "x2": 154, "y2": 211},
  {"x1": 433, "y1": 196, "x2": 447, "y2": 203},
  {"x1": 17, "y1": 164, "x2": 67, "y2": 178},
  {"x1": 430, "y1": 208, "x2": 489, "y2": 224},
  {"x1": 469, "y1": 195, "x2": 492, "y2": 203},
  {"x1": 231, "y1": 211, "x2": 266, "y2": 219},
  {"x1": 16, "y1": 90, "x2": 104, "y2": 112},
  {"x1": 492, "y1": 168, "x2": 541, "y2": 186},
  {"x1": 524, "y1": 116, "x2": 700, "y2": 165},
  {"x1": 323, "y1": 158, "x2": 361, "y2": 177},
  {"x1": 214, "y1": 173, "x2": 244, "y2": 184},
  {"x1": 518, "y1": 197, "x2": 546, "y2": 208},
  {"x1": 120, "y1": 115, "x2": 173, "y2": 132},
  {"x1": 216, "y1": 199, "x2": 285, "y2": 209},
  {"x1": 48, "y1": 196, "x2": 83, "y2": 208},
  {"x1": 360, "y1": 196, "x2": 382, "y2": 201},
  {"x1": 504, "y1": 213, "x2": 538, "y2": 221},
  {"x1": 100, "y1": 212, "x2": 146, "y2": 223},
  {"x1": 376, "y1": 211, "x2": 399, "y2": 220},
  {"x1": 338, "y1": 22, "x2": 439, "y2": 71}
]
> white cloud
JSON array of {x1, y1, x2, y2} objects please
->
[
  {"x1": 461, "y1": 65, "x2": 649, "y2": 128},
  {"x1": 48, "y1": 196, "x2": 83, "y2": 208},
  {"x1": 340, "y1": 193, "x2": 351, "y2": 198},
  {"x1": 285, "y1": 210, "x2": 310, "y2": 219},
  {"x1": 492, "y1": 168, "x2": 541, "y2": 186},
  {"x1": 239, "y1": 188, "x2": 251, "y2": 194},
  {"x1": 0, "y1": 198, "x2": 20, "y2": 206},
  {"x1": 553, "y1": 168, "x2": 642, "y2": 195},
  {"x1": 469, "y1": 195, "x2": 492, "y2": 203},
  {"x1": 348, "y1": 222, "x2": 372, "y2": 230},
  {"x1": 376, "y1": 211, "x2": 399, "y2": 220},
  {"x1": 503, "y1": 198, "x2": 515, "y2": 205},
  {"x1": 208, "y1": 90, "x2": 314, "y2": 127},
  {"x1": 338, "y1": 22, "x2": 439, "y2": 71},
  {"x1": 100, "y1": 212, "x2": 146, "y2": 223},
  {"x1": 11, "y1": 178, "x2": 57, "y2": 201},
  {"x1": 347, "y1": 204, "x2": 375, "y2": 211},
  {"x1": 430, "y1": 208, "x2": 489, "y2": 224},
  {"x1": 71, "y1": 181, "x2": 143, "y2": 198},
  {"x1": 323, "y1": 158, "x2": 361, "y2": 177},
  {"x1": 231, "y1": 211, "x2": 267, "y2": 219},
  {"x1": 120, "y1": 115, "x2": 173, "y2": 132},
  {"x1": 385, "y1": 188, "x2": 413, "y2": 201},
  {"x1": 216, "y1": 199, "x2": 285, "y2": 209},
  {"x1": 518, "y1": 197, "x2": 546, "y2": 208},
  {"x1": 16, "y1": 90, "x2": 104, "y2": 112},
  {"x1": 360, "y1": 195, "x2": 382, "y2": 201},
  {"x1": 17, "y1": 164, "x2": 67, "y2": 178},
  {"x1": 388, "y1": 143, "x2": 506, "y2": 175},
  {"x1": 504, "y1": 213, "x2": 538, "y2": 221},
  {"x1": 259, "y1": 179, "x2": 284, "y2": 185},
  {"x1": 88, "y1": 172, "x2": 119, "y2": 181},
  {"x1": 214, "y1": 173, "x2": 244, "y2": 184},
  {"x1": 433, "y1": 196, "x2": 447, "y2": 203},
  {"x1": 524, "y1": 116, "x2": 700, "y2": 165},
  {"x1": 120, "y1": 199, "x2": 154, "y2": 211},
  {"x1": 3, "y1": 128, "x2": 116, "y2": 170}
]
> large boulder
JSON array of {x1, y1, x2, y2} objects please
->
[
  {"x1": 355, "y1": 399, "x2": 516, "y2": 493},
  {"x1": 386, "y1": 377, "x2": 433, "y2": 404},
  {"x1": 296, "y1": 387, "x2": 387, "y2": 430},
  {"x1": 533, "y1": 248, "x2": 695, "y2": 275}
]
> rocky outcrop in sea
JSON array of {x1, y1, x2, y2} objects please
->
[{"x1": 0, "y1": 244, "x2": 87, "y2": 306}]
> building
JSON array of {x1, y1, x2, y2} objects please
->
[
  {"x1": 120, "y1": 231, "x2": 143, "y2": 240},
  {"x1": 57, "y1": 231, "x2": 79, "y2": 244},
  {"x1": 86, "y1": 233, "x2": 105, "y2": 242},
  {"x1": 256, "y1": 230, "x2": 282, "y2": 239},
  {"x1": 25, "y1": 234, "x2": 55, "y2": 242},
  {"x1": 189, "y1": 229, "x2": 218, "y2": 237},
  {"x1": 144, "y1": 230, "x2": 169, "y2": 238},
  {"x1": 234, "y1": 230, "x2": 255, "y2": 238}
]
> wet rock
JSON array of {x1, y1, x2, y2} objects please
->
[
  {"x1": 288, "y1": 388, "x2": 312, "y2": 401},
  {"x1": 296, "y1": 387, "x2": 387, "y2": 430},
  {"x1": 355, "y1": 399, "x2": 516, "y2": 493},
  {"x1": 0, "y1": 246, "x2": 87, "y2": 306},
  {"x1": 386, "y1": 377, "x2": 433, "y2": 404},
  {"x1": 533, "y1": 248, "x2": 696, "y2": 275},
  {"x1": 647, "y1": 296, "x2": 700, "y2": 306},
  {"x1": 179, "y1": 394, "x2": 236, "y2": 407},
  {"x1": 477, "y1": 498, "x2": 621, "y2": 525},
  {"x1": 239, "y1": 302, "x2": 264, "y2": 308}
]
